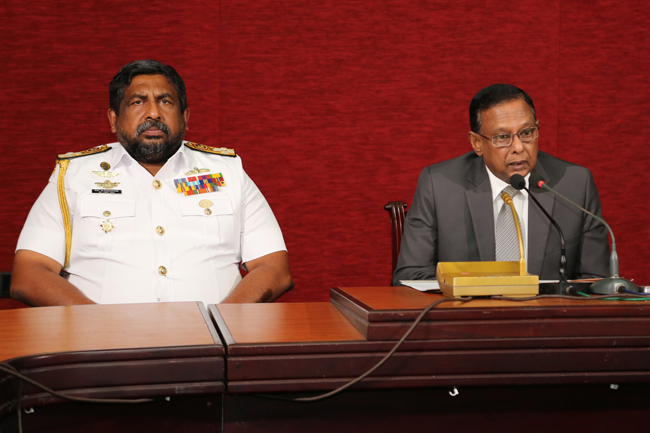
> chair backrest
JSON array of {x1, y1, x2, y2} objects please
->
[
  {"x1": 0, "y1": 272, "x2": 29, "y2": 309},
  {"x1": 384, "y1": 201, "x2": 408, "y2": 276}
]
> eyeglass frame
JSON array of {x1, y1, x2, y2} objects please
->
[{"x1": 475, "y1": 125, "x2": 540, "y2": 148}]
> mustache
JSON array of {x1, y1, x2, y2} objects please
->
[{"x1": 136, "y1": 120, "x2": 171, "y2": 136}]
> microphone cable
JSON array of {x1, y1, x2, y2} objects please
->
[
  {"x1": 256, "y1": 292, "x2": 650, "y2": 403},
  {"x1": 256, "y1": 296, "x2": 475, "y2": 402},
  {"x1": 0, "y1": 361, "x2": 155, "y2": 433}
]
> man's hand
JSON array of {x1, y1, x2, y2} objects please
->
[
  {"x1": 10, "y1": 250, "x2": 95, "y2": 306},
  {"x1": 221, "y1": 251, "x2": 293, "y2": 303}
]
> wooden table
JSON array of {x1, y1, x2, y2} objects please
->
[
  {"x1": 211, "y1": 287, "x2": 650, "y2": 432},
  {"x1": 0, "y1": 302, "x2": 224, "y2": 432},
  {"x1": 3, "y1": 288, "x2": 650, "y2": 432}
]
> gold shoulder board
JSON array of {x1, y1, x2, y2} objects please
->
[
  {"x1": 57, "y1": 144, "x2": 112, "y2": 160},
  {"x1": 184, "y1": 141, "x2": 236, "y2": 157}
]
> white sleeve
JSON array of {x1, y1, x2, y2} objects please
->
[
  {"x1": 239, "y1": 167, "x2": 286, "y2": 264},
  {"x1": 16, "y1": 171, "x2": 67, "y2": 266}
]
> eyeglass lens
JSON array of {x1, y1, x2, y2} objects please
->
[{"x1": 493, "y1": 127, "x2": 538, "y2": 147}]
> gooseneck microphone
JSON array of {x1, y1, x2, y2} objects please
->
[
  {"x1": 510, "y1": 174, "x2": 568, "y2": 292},
  {"x1": 529, "y1": 173, "x2": 639, "y2": 295}
]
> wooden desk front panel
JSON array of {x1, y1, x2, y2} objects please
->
[
  {"x1": 332, "y1": 287, "x2": 650, "y2": 341},
  {"x1": 210, "y1": 298, "x2": 650, "y2": 394}
]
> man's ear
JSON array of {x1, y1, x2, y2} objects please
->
[
  {"x1": 108, "y1": 109, "x2": 117, "y2": 133},
  {"x1": 468, "y1": 131, "x2": 483, "y2": 156},
  {"x1": 183, "y1": 108, "x2": 190, "y2": 131}
]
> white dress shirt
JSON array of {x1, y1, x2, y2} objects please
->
[
  {"x1": 485, "y1": 167, "x2": 530, "y2": 266},
  {"x1": 16, "y1": 142, "x2": 286, "y2": 305}
]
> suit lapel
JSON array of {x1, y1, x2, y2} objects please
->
[
  {"x1": 466, "y1": 158, "x2": 495, "y2": 261},
  {"x1": 527, "y1": 161, "x2": 554, "y2": 276}
]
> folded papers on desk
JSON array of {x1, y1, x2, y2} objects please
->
[{"x1": 400, "y1": 280, "x2": 440, "y2": 292}]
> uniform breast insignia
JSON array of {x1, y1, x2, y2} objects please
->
[
  {"x1": 199, "y1": 199, "x2": 213, "y2": 215},
  {"x1": 100, "y1": 220, "x2": 114, "y2": 233},
  {"x1": 185, "y1": 167, "x2": 211, "y2": 175},
  {"x1": 93, "y1": 180, "x2": 122, "y2": 194},
  {"x1": 57, "y1": 144, "x2": 112, "y2": 160},
  {"x1": 174, "y1": 173, "x2": 226, "y2": 196},
  {"x1": 93, "y1": 161, "x2": 120, "y2": 178},
  {"x1": 184, "y1": 142, "x2": 236, "y2": 157}
]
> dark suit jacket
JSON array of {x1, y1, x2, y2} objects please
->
[{"x1": 392, "y1": 151, "x2": 610, "y2": 284}]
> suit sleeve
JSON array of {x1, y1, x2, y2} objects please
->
[
  {"x1": 572, "y1": 169, "x2": 610, "y2": 279},
  {"x1": 392, "y1": 168, "x2": 439, "y2": 285}
]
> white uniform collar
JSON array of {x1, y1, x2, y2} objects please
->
[{"x1": 107, "y1": 141, "x2": 191, "y2": 178}]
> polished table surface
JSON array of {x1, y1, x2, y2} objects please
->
[
  {"x1": 213, "y1": 302, "x2": 365, "y2": 344},
  {"x1": 0, "y1": 302, "x2": 218, "y2": 362}
]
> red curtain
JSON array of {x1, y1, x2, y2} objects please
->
[{"x1": 1, "y1": 0, "x2": 648, "y2": 302}]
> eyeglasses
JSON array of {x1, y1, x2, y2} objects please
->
[{"x1": 477, "y1": 126, "x2": 540, "y2": 148}]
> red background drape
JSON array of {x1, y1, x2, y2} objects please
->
[{"x1": 1, "y1": 0, "x2": 648, "y2": 302}]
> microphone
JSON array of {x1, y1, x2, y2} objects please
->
[
  {"x1": 529, "y1": 173, "x2": 639, "y2": 295},
  {"x1": 510, "y1": 174, "x2": 568, "y2": 294}
]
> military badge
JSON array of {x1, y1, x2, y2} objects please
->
[
  {"x1": 185, "y1": 167, "x2": 211, "y2": 175},
  {"x1": 94, "y1": 161, "x2": 120, "y2": 178},
  {"x1": 174, "y1": 173, "x2": 226, "y2": 196},
  {"x1": 93, "y1": 180, "x2": 122, "y2": 194},
  {"x1": 101, "y1": 220, "x2": 114, "y2": 233},
  {"x1": 199, "y1": 199, "x2": 213, "y2": 215}
]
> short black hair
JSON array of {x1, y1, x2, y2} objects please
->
[
  {"x1": 109, "y1": 60, "x2": 188, "y2": 115},
  {"x1": 469, "y1": 84, "x2": 535, "y2": 133}
]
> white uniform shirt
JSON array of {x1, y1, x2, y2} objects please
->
[
  {"x1": 486, "y1": 167, "x2": 530, "y2": 266},
  {"x1": 16, "y1": 142, "x2": 287, "y2": 305}
]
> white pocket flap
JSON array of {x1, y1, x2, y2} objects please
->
[
  {"x1": 179, "y1": 196, "x2": 234, "y2": 217},
  {"x1": 79, "y1": 194, "x2": 136, "y2": 218}
]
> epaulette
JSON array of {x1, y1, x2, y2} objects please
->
[
  {"x1": 184, "y1": 141, "x2": 236, "y2": 157},
  {"x1": 57, "y1": 144, "x2": 112, "y2": 160}
]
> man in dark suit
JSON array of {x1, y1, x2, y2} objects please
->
[{"x1": 392, "y1": 84, "x2": 609, "y2": 285}]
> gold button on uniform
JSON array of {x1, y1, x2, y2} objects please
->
[
  {"x1": 158, "y1": 266, "x2": 167, "y2": 276},
  {"x1": 103, "y1": 210, "x2": 111, "y2": 217},
  {"x1": 156, "y1": 226, "x2": 165, "y2": 236},
  {"x1": 153, "y1": 180, "x2": 162, "y2": 189},
  {"x1": 204, "y1": 208, "x2": 212, "y2": 215}
]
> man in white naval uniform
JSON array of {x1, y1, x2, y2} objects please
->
[{"x1": 11, "y1": 60, "x2": 293, "y2": 306}]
